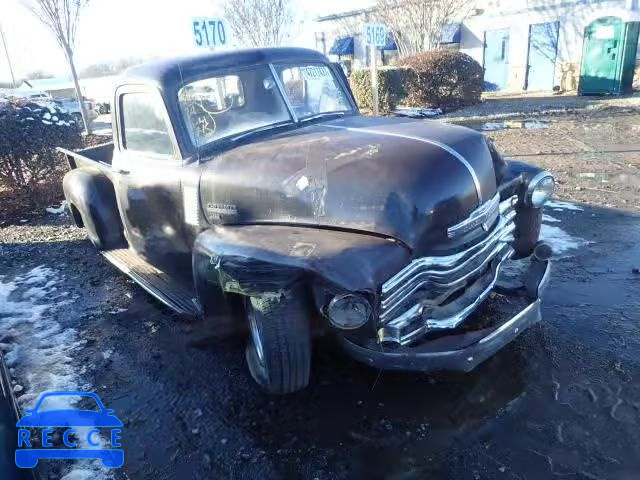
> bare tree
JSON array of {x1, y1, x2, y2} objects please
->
[
  {"x1": 376, "y1": 0, "x2": 470, "y2": 56},
  {"x1": 20, "y1": 0, "x2": 92, "y2": 133},
  {"x1": 223, "y1": 0, "x2": 295, "y2": 47}
]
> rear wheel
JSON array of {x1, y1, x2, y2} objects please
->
[{"x1": 244, "y1": 290, "x2": 311, "y2": 394}]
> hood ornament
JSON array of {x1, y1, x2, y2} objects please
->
[{"x1": 447, "y1": 194, "x2": 500, "y2": 239}]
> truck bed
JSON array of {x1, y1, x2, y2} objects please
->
[{"x1": 58, "y1": 142, "x2": 114, "y2": 170}]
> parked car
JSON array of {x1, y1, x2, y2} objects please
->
[
  {"x1": 96, "y1": 101, "x2": 111, "y2": 114},
  {"x1": 14, "y1": 90, "x2": 52, "y2": 102},
  {"x1": 53, "y1": 97, "x2": 98, "y2": 124},
  {"x1": 59, "y1": 48, "x2": 555, "y2": 394}
]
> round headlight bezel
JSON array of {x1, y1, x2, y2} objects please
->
[
  {"x1": 526, "y1": 171, "x2": 555, "y2": 208},
  {"x1": 326, "y1": 293, "x2": 372, "y2": 331}
]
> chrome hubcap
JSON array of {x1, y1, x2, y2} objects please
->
[{"x1": 249, "y1": 311, "x2": 265, "y2": 366}]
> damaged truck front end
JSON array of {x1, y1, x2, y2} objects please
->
[{"x1": 194, "y1": 163, "x2": 554, "y2": 386}]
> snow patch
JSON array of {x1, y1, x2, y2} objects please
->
[
  {"x1": 46, "y1": 200, "x2": 68, "y2": 215},
  {"x1": 547, "y1": 200, "x2": 583, "y2": 211},
  {"x1": 542, "y1": 214, "x2": 561, "y2": 223},
  {"x1": 0, "y1": 266, "x2": 114, "y2": 480},
  {"x1": 541, "y1": 224, "x2": 589, "y2": 255}
]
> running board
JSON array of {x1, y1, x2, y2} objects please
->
[{"x1": 102, "y1": 249, "x2": 203, "y2": 317}]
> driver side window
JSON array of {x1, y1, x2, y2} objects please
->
[{"x1": 121, "y1": 92, "x2": 174, "y2": 157}]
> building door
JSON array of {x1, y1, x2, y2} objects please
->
[
  {"x1": 526, "y1": 22, "x2": 560, "y2": 91},
  {"x1": 483, "y1": 28, "x2": 510, "y2": 91}
]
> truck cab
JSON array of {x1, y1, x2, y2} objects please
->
[{"x1": 60, "y1": 48, "x2": 554, "y2": 394}]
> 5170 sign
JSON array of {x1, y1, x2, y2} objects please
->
[{"x1": 193, "y1": 18, "x2": 229, "y2": 48}]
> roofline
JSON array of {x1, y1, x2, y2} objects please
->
[{"x1": 315, "y1": 7, "x2": 376, "y2": 22}]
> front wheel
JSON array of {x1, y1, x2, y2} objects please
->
[{"x1": 244, "y1": 290, "x2": 311, "y2": 394}]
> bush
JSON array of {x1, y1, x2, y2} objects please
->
[
  {"x1": 398, "y1": 50, "x2": 484, "y2": 112},
  {"x1": 0, "y1": 100, "x2": 82, "y2": 216},
  {"x1": 349, "y1": 67, "x2": 415, "y2": 113}
]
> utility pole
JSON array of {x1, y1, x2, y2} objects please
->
[{"x1": 0, "y1": 22, "x2": 16, "y2": 88}]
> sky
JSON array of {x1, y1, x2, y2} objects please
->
[{"x1": 0, "y1": 0, "x2": 374, "y2": 83}]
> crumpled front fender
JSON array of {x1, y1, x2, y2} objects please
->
[{"x1": 193, "y1": 225, "x2": 410, "y2": 298}]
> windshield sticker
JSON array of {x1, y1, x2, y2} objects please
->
[{"x1": 300, "y1": 66, "x2": 331, "y2": 82}]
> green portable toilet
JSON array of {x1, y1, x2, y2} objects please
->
[{"x1": 579, "y1": 17, "x2": 640, "y2": 95}]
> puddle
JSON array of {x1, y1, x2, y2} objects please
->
[{"x1": 460, "y1": 119, "x2": 550, "y2": 132}]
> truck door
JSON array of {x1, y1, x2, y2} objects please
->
[{"x1": 112, "y1": 87, "x2": 192, "y2": 279}]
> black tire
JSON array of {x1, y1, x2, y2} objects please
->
[{"x1": 244, "y1": 290, "x2": 311, "y2": 395}]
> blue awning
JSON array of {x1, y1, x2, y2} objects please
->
[
  {"x1": 329, "y1": 37, "x2": 354, "y2": 55},
  {"x1": 377, "y1": 35, "x2": 398, "y2": 51},
  {"x1": 441, "y1": 23, "x2": 462, "y2": 44}
]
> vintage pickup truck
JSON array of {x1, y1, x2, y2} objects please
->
[{"x1": 59, "y1": 48, "x2": 554, "y2": 394}]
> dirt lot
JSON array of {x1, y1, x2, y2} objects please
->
[
  {"x1": 453, "y1": 108, "x2": 640, "y2": 213},
  {"x1": 1, "y1": 103, "x2": 640, "y2": 479}
]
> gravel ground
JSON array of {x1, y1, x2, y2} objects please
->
[
  {"x1": 451, "y1": 110, "x2": 640, "y2": 213},
  {"x1": 441, "y1": 93, "x2": 640, "y2": 122}
]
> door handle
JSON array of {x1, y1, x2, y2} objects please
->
[{"x1": 115, "y1": 168, "x2": 130, "y2": 175}]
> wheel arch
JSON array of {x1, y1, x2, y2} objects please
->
[
  {"x1": 191, "y1": 224, "x2": 411, "y2": 318},
  {"x1": 63, "y1": 167, "x2": 125, "y2": 249}
]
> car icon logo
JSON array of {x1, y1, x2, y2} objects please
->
[{"x1": 15, "y1": 391, "x2": 123, "y2": 468}]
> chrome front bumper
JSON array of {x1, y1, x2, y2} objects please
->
[
  {"x1": 378, "y1": 196, "x2": 519, "y2": 346},
  {"x1": 339, "y1": 257, "x2": 551, "y2": 373}
]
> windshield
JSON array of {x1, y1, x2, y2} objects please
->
[
  {"x1": 178, "y1": 63, "x2": 352, "y2": 148},
  {"x1": 273, "y1": 63, "x2": 351, "y2": 120},
  {"x1": 178, "y1": 65, "x2": 291, "y2": 147}
]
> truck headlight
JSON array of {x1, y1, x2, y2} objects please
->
[
  {"x1": 526, "y1": 172, "x2": 555, "y2": 207},
  {"x1": 327, "y1": 294, "x2": 371, "y2": 330}
]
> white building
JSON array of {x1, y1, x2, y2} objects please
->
[
  {"x1": 315, "y1": 0, "x2": 640, "y2": 93},
  {"x1": 461, "y1": 0, "x2": 640, "y2": 92}
]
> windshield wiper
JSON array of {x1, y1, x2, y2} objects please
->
[
  {"x1": 299, "y1": 112, "x2": 346, "y2": 123},
  {"x1": 230, "y1": 121, "x2": 294, "y2": 142}
]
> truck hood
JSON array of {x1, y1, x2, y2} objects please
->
[{"x1": 199, "y1": 116, "x2": 497, "y2": 252}]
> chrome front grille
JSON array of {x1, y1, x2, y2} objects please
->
[{"x1": 378, "y1": 195, "x2": 518, "y2": 346}]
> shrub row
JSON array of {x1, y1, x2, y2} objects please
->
[
  {"x1": 0, "y1": 101, "x2": 82, "y2": 218},
  {"x1": 350, "y1": 67, "x2": 415, "y2": 113},
  {"x1": 349, "y1": 50, "x2": 484, "y2": 113}
]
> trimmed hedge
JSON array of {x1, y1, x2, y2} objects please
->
[
  {"x1": 398, "y1": 50, "x2": 484, "y2": 112},
  {"x1": 0, "y1": 100, "x2": 82, "y2": 215},
  {"x1": 349, "y1": 50, "x2": 483, "y2": 113},
  {"x1": 349, "y1": 67, "x2": 415, "y2": 113}
]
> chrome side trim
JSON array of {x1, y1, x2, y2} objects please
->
[{"x1": 323, "y1": 124, "x2": 483, "y2": 204}]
